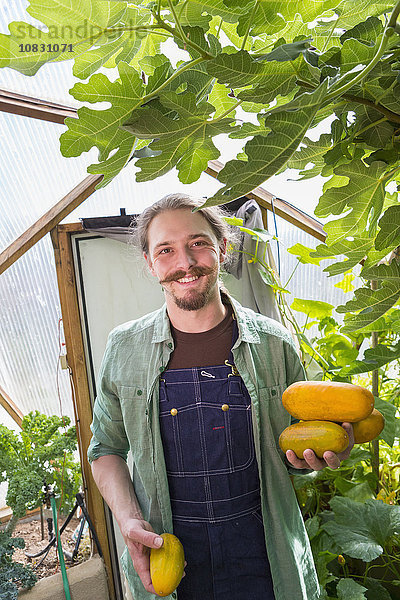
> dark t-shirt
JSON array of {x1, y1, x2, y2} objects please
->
[{"x1": 167, "y1": 304, "x2": 234, "y2": 369}]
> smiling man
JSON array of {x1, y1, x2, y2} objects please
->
[{"x1": 88, "y1": 193, "x2": 353, "y2": 600}]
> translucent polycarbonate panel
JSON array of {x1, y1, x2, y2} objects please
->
[
  {"x1": 268, "y1": 212, "x2": 360, "y2": 330},
  {"x1": 0, "y1": 233, "x2": 74, "y2": 421},
  {"x1": 0, "y1": 112, "x2": 94, "y2": 250}
]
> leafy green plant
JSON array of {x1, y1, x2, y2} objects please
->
[
  {"x1": 0, "y1": 411, "x2": 81, "y2": 531},
  {"x1": 306, "y1": 497, "x2": 400, "y2": 599},
  {"x1": 0, "y1": 530, "x2": 37, "y2": 600}
]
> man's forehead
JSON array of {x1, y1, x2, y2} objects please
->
[{"x1": 148, "y1": 209, "x2": 216, "y2": 245}]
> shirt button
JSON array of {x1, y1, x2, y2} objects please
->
[
  {"x1": 170, "y1": 408, "x2": 178, "y2": 416},
  {"x1": 221, "y1": 404, "x2": 229, "y2": 411},
  {"x1": 137, "y1": 389, "x2": 143, "y2": 396},
  {"x1": 271, "y1": 389, "x2": 277, "y2": 396},
  {"x1": 159, "y1": 366, "x2": 164, "y2": 372},
  {"x1": 167, "y1": 342, "x2": 173, "y2": 349}
]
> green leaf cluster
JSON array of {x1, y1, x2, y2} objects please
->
[
  {"x1": 0, "y1": 530, "x2": 37, "y2": 599},
  {"x1": 0, "y1": 411, "x2": 81, "y2": 522}
]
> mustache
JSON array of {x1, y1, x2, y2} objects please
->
[{"x1": 160, "y1": 265, "x2": 215, "y2": 284}]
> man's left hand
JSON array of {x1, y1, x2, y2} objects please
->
[{"x1": 286, "y1": 422, "x2": 354, "y2": 471}]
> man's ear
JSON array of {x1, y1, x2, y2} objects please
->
[{"x1": 144, "y1": 252, "x2": 156, "y2": 276}]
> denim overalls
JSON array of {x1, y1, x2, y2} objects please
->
[{"x1": 159, "y1": 319, "x2": 275, "y2": 599}]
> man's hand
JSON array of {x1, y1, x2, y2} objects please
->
[
  {"x1": 286, "y1": 422, "x2": 354, "y2": 471},
  {"x1": 120, "y1": 518, "x2": 164, "y2": 594}
]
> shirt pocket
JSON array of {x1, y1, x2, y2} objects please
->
[
  {"x1": 118, "y1": 385, "x2": 152, "y2": 450},
  {"x1": 258, "y1": 384, "x2": 290, "y2": 448}
]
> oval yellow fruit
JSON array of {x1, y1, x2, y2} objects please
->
[
  {"x1": 353, "y1": 409, "x2": 385, "y2": 444},
  {"x1": 150, "y1": 533, "x2": 185, "y2": 597},
  {"x1": 282, "y1": 381, "x2": 374, "y2": 423},
  {"x1": 279, "y1": 420, "x2": 349, "y2": 459}
]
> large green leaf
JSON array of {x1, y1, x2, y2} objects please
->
[
  {"x1": 375, "y1": 206, "x2": 400, "y2": 251},
  {"x1": 315, "y1": 161, "x2": 387, "y2": 246},
  {"x1": 330, "y1": 0, "x2": 393, "y2": 29},
  {"x1": 201, "y1": 81, "x2": 329, "y2": 206},
  {"x1": 224, "y1": 0, "x2": 341, "y2": 36},
  {"x1": 0, "y1": 0, "x2": 127, "y2": 75},
  {"x1": 337, "y1": 281, "x2": 400, "y2": 331},
  {"x1": 337, "y1": 339, "x2": 400, "y2": 380},
  {"x1": 336, "y1": 578, "x2": 367, "y2": 600},
  {"x1": 340, "y1": 16, "x2": 383, "y2": 45},
  {"x1": 291, "y1": 298, "x2": 334, "y2": 319},
  {"x1": 122, "y1": 92, "x2": 236, "y2": 183},
  {"x1": 206, "y1": 50, "x2": 320, "y2": 106},
  {"x1": 287, "y1": 133, "x2": 332, "y2": 172},
  {"x1": 361, "y1": 261, "x2": 400, "y2": 281},
  {"x1": 287, "y1": 243, "x2": 328, "y2": 265},
  {"x1": 322, "y1": 497, "x2": 400, "y2": 562},
  {"x1": 60, "y1": 60, "x2": 146, "y2": 187},
  {"x1": 72, "y1": 6, "x2": 152, "y2": 79},
  {"x1": 176, "y1": 0, "x2": 245, "y2": 23}
]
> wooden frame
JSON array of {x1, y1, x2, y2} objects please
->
[{"x1": 51, "y1": 223, "x2": 116, "y2": 600}]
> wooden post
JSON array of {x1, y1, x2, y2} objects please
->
[{"x1": 51, "y1": 226, "x2": 116, "y2": 600}]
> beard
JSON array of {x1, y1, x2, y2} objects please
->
[{"x1": 159, "y1": 265, "x2": 219, "y2": 311}]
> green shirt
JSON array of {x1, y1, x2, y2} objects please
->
[{"x1": 88, "y1": 296, "x2": 320, "y2": 600}]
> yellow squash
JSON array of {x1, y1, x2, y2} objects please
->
[
  {"x1": 282, "y1": 380, "x2": 374, "y2": 423},
  {"x1": 353, "y1": 409, "x2": 385, "y2": 444},
  {"x1": 150, "y1": 533, "x2": 185, "y2": 597},
  {"x1": 279, "y1": 420, "x2": 349, "y2": 459}
]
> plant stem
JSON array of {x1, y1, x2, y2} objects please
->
[
  {"x1": 210, "y1": 99, "x2": 243, "y2": 122},
  {"x1": 321, "y1": 15, "x2": 340, "y2": 53},
  {"x1": 241, "y1": 0, "x2": 258, "y2": 50},
  {"x1": 284, "y1": 259, "x2": 301, "y2": 289},
  {"x1": 296, "y1": 80, "x2": 400, "y2": 124},
  {"x1": 216, "y1": 18, "x2": 224, "y2": 39},
  {"x1": 141, "y1": 56, "x2": 206, "y2": 104},
  {"x1": 167, "y1": 0, "x2": 187, "y2": 46},
  {"x1": 161, "y1": 21, "x2": 214, "y2": 59}
]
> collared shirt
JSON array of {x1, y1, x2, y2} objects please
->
[{"x1": 88, "y1": 296, "x2": 320, "y2": 600}]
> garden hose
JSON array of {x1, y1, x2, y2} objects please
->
[{"x1": 50, "y1": 493, "x2": 72, "y2": 600}]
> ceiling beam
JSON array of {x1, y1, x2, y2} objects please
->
[
  {"x1": 0, "y1": 88, "x2": 77, "y2": 124},
  {"x1": 0, "y1": 173, "x2": 104, "y2": 275},
  {"x1": 0, "y1": 385, "x2": 24, "y2": 427}
]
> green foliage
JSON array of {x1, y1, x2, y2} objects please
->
[
  {"x1": 0, "y1": 530, "x2": 37, "y2": 599},
  {"x1": 0, "y1": 411, "x2": 81, "y2": 521}
]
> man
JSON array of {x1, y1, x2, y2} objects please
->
[{"x1": 88, "y1": 193, "x2": 354, "y2": 600}]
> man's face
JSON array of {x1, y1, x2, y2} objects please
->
[{"x1": 144, "y1": 209, "x2": 225, "y2": 311}]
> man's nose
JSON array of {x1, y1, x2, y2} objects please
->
[{"x1": 175, "y1": 246, "x2": 196, "y2": 270}]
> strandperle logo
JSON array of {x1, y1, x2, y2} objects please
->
[{"x1": 14, "y1": 19, "x2": 135, "y2": 40}]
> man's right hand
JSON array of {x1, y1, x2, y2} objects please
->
[{"x1": 120, "y1": 518, "x2": 164, "y2": 594}]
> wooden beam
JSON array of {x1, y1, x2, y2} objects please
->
[
  {"x1": 0, "y1": 173, "x2": 103, "y2": 275},
  {"x1": 0, "y1": 89, "x2": 77, "y2": 124},
  {"x1": 51, "y1": 227, "x2": 116, "y2": 600},
  {"x1": 0, "y1": 385, "x2": 24, "y2": 427}
]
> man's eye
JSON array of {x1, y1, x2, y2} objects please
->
[
  {"x1": 159, "y1": 248, "x2": 171, "y2": 254},
  {"x1": 193, "y1": 240, "x2": 206, "y2": 246}
]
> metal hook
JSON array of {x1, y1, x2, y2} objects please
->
[{"x1": 224, "y1": 359, "x2": 239, "y2": 377}]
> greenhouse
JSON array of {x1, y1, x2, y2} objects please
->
[{"x1": 0, "y1": 1, "x2": 399, "y2": 600}]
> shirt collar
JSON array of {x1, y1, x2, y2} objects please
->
[{"x1": 151, "y1": 293, "x2": 260, "y2": 345}]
